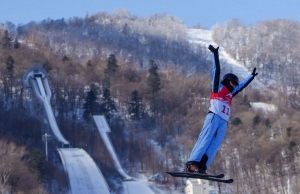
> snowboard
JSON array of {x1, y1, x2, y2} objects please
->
[{"x1": 166, "y1": 172, "x2": 234, "y2": 184}]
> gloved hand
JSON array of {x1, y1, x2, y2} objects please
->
[
  {"x1": 252, "y1": 68, "x2": 258, "y2": 77},
  {"x1": 208, "y1": 45, "x2": 219, "y2": 53}
]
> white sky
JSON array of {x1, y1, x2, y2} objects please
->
[{"x1": 1, "y1": 0, "x2": 300, "y2": 29}]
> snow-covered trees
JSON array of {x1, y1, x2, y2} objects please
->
[
  {"x1": 15, "y1": 9, "x2": 207, "y2": 75},
  {"x1": 212, "y1": 19, "x2": 300, "y2": 86},
  {"x1": 2, "y1": 10, "x2": 300, "y2": 193}
]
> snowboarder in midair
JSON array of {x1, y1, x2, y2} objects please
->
[{"x1": 185, "y1": 45, "x2": 258, "y2": 174}]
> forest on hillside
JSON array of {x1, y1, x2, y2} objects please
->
[
  {"x1": 13, "y1": 9, "x2": 210, "y2": 74},
  {"x1": 212, "y1": 18, "x2": 300, "y2": 87},
  {"x1": 1, "y1": 11, "x2": 300, "y2": 193}
]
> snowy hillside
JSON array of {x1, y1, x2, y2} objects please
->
[
  {"x1": 250, "y1": 102, "x2": 277, "y2": 114},
  {"x1": 187, "y1": 28, "x2": 263, "y2": 89}
]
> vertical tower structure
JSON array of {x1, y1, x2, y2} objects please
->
[{"x1": 23, "y1": 66, "x2": 69, "y2": 146}]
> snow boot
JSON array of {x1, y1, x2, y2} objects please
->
[{"x1": 184, "y1": 161, "x2": 207, "y2": 174}]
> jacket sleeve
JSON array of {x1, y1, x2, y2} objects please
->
[
  {"x1": 232, "y1": 75, "x2": 254, "y2": 97},
  {"x1": 210, "y1": 48, "x2": 221, "y2": 93}
]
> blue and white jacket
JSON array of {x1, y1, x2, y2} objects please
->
[{"x1": 209, "y1": 47, "x2": 254, "y2": 121}]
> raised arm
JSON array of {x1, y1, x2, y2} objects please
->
[
  {"x1": 232, "y1": 68, "x2": 258, "y2": 97},
  {"x1": 208, "y1": 45, "x2": 221, "y2": 93}
]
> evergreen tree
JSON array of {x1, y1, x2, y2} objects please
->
[
  {"x1": 83, "y1": 89, "x2": 100, "y2": 121},
  {"x1": 6, "y1": 55, "x2": 15, "y2": 73},
  {"x1": 13, "y1": 38, "x2": 20, "y2": 49},
  {"x1": 122, "y1": 23, "x2": 129, "y2": 35},
  {"x1": 104, "y1": 54, "x2": 118, "y2": 77},
  {"x1": 231, "y1": 117, "x2": 242, "y2": 125},
  {"x1": 1, "y1": 30, "x2": 13, "y2": 49},
  {"x1": 253, "y1": 115, "x2": 261, "y2": 127},
  {"x1": 103, "y1": 54, "x2": 118, "y2": 89},
  {"x1": 42, "y1": 59, "x2": 52, "y2": 73},
  {"x1": 265, "y1": 118, "x2": 271, "y2": 128},
  {"x1": 289, "y1": 141, "x2": 296, "y2": 149},
  {"x1": 147, "y1": 60, "x2": 161, "y2": 97},
  {"x1": 128, "y1": 90, "x2": 144, "y2": 121},
  {"x1": 87, "y1": 59, "x2": 92, "y2": 67},
  {"x1": 5, "y1": 55, "x2": 15, "y2": 99},
  {"x1": 62, "y1": 55, "x2": 69, "y2": 63},
  {"x1": 99, "y1": 88, "x2": 117, "y2": 122}
]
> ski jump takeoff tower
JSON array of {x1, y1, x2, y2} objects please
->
[
  {"x1": 23, "y1": 66, "x2": 69, "y2": 146},
  {"x1": 23, "y1": 66, "x2": 111, "y2": 194},
  {"x1": 23, "y1": 66, "x2": 154, "y2": 194}
]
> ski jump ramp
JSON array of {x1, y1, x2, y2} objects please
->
[
  {"x1": 24, "y1": 66, "x2": 154, "y2": 194},
  {"x1": 93, "y1": 115, "x2": 132, "y2": 181},
  {"x1": 23, "y1": 67, "x2": 110, "y2": 194},
  {"x1": 58, "y1": 148, "x2": 110, "y2": 194},
  {"x1": 93, "y1": 115, "x2": 155, "y2": 194},
  {"x1": 23, "y1": 67, "x2": 69, "y2": 146}
]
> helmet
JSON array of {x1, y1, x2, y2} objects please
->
[{"x1": 221, "y1": 73, "x2": 239, "y2": 85}]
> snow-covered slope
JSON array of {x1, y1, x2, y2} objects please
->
[
  {"x1": 24, "y1": 68, "x2": 111, "y2": 194},
  {"x1": 250, "y1": 102, "x2": 277, "y2": 113},
  {"x1": 123, "y1": 181, "x2": 155, "y2": 194},
  {"x1": 58, "y1": 148, "x2": 110, "y2": 194},
  {"x1": 187, "y1": 28, "x2": 263, "y2": 89}
]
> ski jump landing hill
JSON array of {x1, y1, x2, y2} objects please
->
[
  {"x1": 23, "y1": 66, "x2": 110, "y2": 194},
  {"x1": 23, "y1": 66, "x2": 154, "y2": 194}
]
